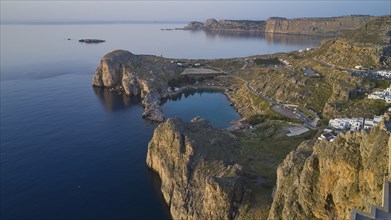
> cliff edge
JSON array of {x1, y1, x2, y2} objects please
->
[
  {"x1": 268, "y1": 118, "x2": 390, "y2": 220},
  {"x1": 146, "y1": 118, "x2": 245, "y2": 220},
  {"x1": 265, "y1": 16, "x2": 374, "y2": 36}
]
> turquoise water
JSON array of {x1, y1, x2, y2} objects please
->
[
  {"x1": 162, "y1": 89, "x2": 240, "y2": 129},
  {"x1": 1, "y1": 23, "x2": 322, "y2": 219}
]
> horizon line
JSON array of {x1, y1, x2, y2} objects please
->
[{"x1": 1, "y1": 14, "x2": 389, "y2": 25}]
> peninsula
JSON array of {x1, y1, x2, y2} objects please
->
[
  {"x1": 182, "y1": 15, "x2": 374, "y2": 36},
  {"x1": 92, "y1": 16, "x2": 391, "y2": 219}
]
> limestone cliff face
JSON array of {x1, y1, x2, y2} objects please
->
[
  {"x1": 308, "y1": 16, "x2": 391, "y2": 69},
  {"x1": 269, "y1": 121, "x2": 390, "y2": 220},
  {"x1": 146, "y1": 118, "x2": 245, "y2": 220},
  {"x1": 92, "y1": 50, "x2": 177, "y2": 122},
  {"x1": 184, "y1": 16, "x2": 374, "y2": 36},
  {"x1": 265, "y1": 16, "x2": 373, "y2": 36}
]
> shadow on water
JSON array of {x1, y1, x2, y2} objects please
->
[
  {"x1": 195, "y1": 30, "x2": 327, "y2": 46},
  {"x1": 161, "y1": 88, "x2": 222, "y2": 104},
  {"x1": 263, "y1": 33, "x2": 329, "y2": 46},
  {"x1": 203, "y1": 30, "x2": 265, "y2": 39},
  {"x1": 92, "y1": 87, "x2": 141, "y2": 112},
  {"x1": 147, "y1": 168, "x2": 173, "y2": 219}
]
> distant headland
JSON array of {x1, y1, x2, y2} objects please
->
[{"x1": 181, "y1": 15, "x2": 376, "y2": 36}]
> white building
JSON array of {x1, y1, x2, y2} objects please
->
[
  {"x1": 349, "y1": 118, "x2": 364, "y2": 131},
  {"x1": 375, "y1": 70, "x2": 391, "y2": 78},
  {"x1": 368, "y1": 85, "x2": 391, "y2": 103},
  {"x1": 324, "y1": 115, "x2": 383, "y2": 140},
  {"x1": 329, "y1": 118, "x2": 350, "y2": 130},
  {"x1": 364, "y1": 119, "x2": 375, "y2": 130},
  {"x1": 328, "y1": 116, "x2": 384, "y2": 131},
  {"x1": 373, "y1": 115, "x2": 383, "y2": 124},
  {"x1": 318, "y1": 132, "x2": 336, "y2": 142},
  {"x1": 278, "y1": 59, "x2": 291, "y2": 66}
]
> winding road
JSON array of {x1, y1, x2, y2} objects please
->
[
  {"x1": 212, "y1": 59, "x2": 320, "y2": 129},
  {"x1": 227, "y1": 59, "x2": 319, "y2": 129},
  {"x1": 230, "y1": 75, "x2": 319, "y2": 129}
]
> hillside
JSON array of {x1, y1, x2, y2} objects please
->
[{"x1": 308, "y1": 16, "x2": 391, "y2": 69}]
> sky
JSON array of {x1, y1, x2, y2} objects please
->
[{"x1": 1, "y1": 0, "x2": 390, "y2": 22}]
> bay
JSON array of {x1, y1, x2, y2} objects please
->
[{"x1": 0, "y1": 23, "x2": 323, "y2": 219}]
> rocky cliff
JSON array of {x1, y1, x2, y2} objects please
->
[
  {"x1": 183, "y1": 16, "x2": 374, "y2": 36},
  {"x1": 308, "y1": 16, "x2": 391, "y2": 69},
  {"x1": 265, "y1": 16, "x2": 373, "y2": 36},
  {"x1": 146, "y1": 118, "x2": 245, "y2": 220},
  {"x1": 92, "y1": 50, "x2": 177, "y2": 122},
  {"x1": 268, "y1": 119, "x2": 390, "y2": 220}
]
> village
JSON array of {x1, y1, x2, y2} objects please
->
[
  {"x1": 318, "y1": 115, "x2": 386, "y2": 142},
  {"x1": 348, "y1": 68, "x2": 391, "y2": 80}
]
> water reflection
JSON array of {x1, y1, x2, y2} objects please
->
[
  {"x1": 195, "y1": 30, "x2": 327, "y2": 46},
  {"x1": 161, "y1": 88, "x2": 221, "y2": 103},
  {"x1": 264, "y1": 33, "x2": 328, "y2": 46},
  {"x1": 92, "y1": 87, "x2": 140, "y2": 112},
  {"x1": 203, "y1": 30, "x2": 265, "y2": 39}
]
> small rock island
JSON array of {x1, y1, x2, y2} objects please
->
[{"x1": 79, "y1": 39, "x2": 105, "y2": 44}]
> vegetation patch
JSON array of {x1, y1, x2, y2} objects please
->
[
  {"x1": 234, "y1": 122, "x2": 317, "y2": 219},
  {"x1": 363, "y1": 78, "x2": 390, "y2": 89},
  {"x1": 254, "y1": 58, "x2": 282, "y2": 66},
  {"x1": 168, "y1": 75, "x2": 213, "y2": 88}
]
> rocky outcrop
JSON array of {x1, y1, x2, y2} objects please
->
[
  {"x1": 308, "y1": 16, "x2": 391, "y2": 69},
  {"x1": 79, "y1": 39, "x2": 105, "y2": 43},
  {"x1": 183, "y1": 16, "x2": 374, "y2": 36},
  {"x1": 146, "y1": 118, "x2": 245, "y2": 220},
  {"x1": 268, "y1": 119, "x2": 390, "y2": 220},
  {"x1": 185, "y1": 21, "x2": 204, "y2": 30},
  {"x1": 92, "y1": 50, "x2": 177, "y2": 122}
]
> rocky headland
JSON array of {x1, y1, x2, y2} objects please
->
[
  {"x1": 92, "y1": 50, "x2": 178, "y2": 122},
  {"x1": 146, "y1": 118, "x2": 245, "y2": 219},
  {"x1": 183, "y1": 15, "x2": 374, "y2": 36}
]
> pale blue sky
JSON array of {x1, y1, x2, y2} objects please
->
[{"x1": 1, "y1": 1, "x2": 390, "y2": 22}]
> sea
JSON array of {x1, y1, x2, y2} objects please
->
[{"x1": 0, "y1": 22, "x2": 323, "y2": 220}]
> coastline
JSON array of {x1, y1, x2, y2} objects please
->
[
  {"x1": 90, "y1": 15, "x2": 391, "y2": 219},
  {"x1": 181, "y1": 15, "x2": 375, "y2": 36}
]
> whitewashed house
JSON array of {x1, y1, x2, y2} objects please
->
[{"x1": 329, "y1": 118, "x2": 350, "y2": 130}]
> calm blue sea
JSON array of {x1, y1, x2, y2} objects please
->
[{"x1": 0, "y1": 23, "x2": 322, "y2": 219}]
